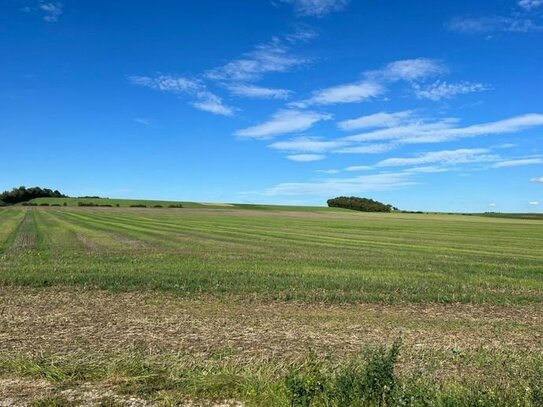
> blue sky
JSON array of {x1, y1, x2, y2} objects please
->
[{"x1": 1, "y1": 0, "x2": 542, "y2": 211}]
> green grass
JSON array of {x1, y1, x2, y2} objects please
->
[
  {"x1": 1, "y1": 206, "x2": 543, "y2": 405},
  {"x1": 1, "y1": 206, "x2": 542, "y2": 304}
]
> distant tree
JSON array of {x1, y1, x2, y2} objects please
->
[
  {"x1": 327, "y1": 196, "x2": 396, "y2": 213},
  {"x1": 0, "y1": 186, "x2": 67, "y2": 205}
]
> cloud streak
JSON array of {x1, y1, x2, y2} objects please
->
[
  {"x1": 128, "y1": 74, "x2": 235, "y2": 116},
  {"x1": 206, "y1": 39, "x2": 309, "y2": 82},
  {"x1": 40, "y1": 2, "x2": 62, "y2": 22},
  {"x1": 235, "y1": 110, "x2": 332, "y2": 139},
  {"x1": 264, "y1": 172, "x2": 417, "y2": 196},
  {"x1": 413, "y1": 81, "x2": 489, "y2": 101},
  {"x1": 290, "y1": 58, "x2": 444, "y2": 108},
  {"x1": 286, "y1": 154, "x2": 325, "y2": 162},
  {"x1": 226, "y1": 83, "x2": 293, "y2": 99},
  {"x1": 278, "y1": 0, "x2": 350, "y2": 17},
  {"x1": 493, "y1": 158, "x2": 543, "y2": 168}
]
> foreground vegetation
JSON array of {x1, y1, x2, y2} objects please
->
[{"x1": 0, "y1": 206, "x2": 542, "y2": 405}]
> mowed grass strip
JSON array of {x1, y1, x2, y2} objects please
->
[{"x1": 1, "y1": 207, "x2": 542, "y2": 304}]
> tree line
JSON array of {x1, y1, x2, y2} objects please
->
[
  {"x1": 327, "y1": 196, "x2": 397, "y2": 212},
  {"x1": 0, "y1": 186, "x2": 66, "y2": 205}
]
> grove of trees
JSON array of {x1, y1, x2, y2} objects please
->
[
  {"x1": 0, "y1": 186, "x2": 66, "y2": 205},
  {"x1": 327, "y1": 196, "x2": 397, "y2": 212}
]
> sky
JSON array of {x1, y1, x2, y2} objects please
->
[{"x1": 1, "y1": 0, "x2": 542, "y2": 212}]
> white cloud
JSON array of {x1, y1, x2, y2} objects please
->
[
  {"x1": 402, "y1": 166, "x2": 449, "y2": 174},
  {"x1": 529, "y1": 201, "x2": 540, "y2": 206},
  {"x1": 317, "y1": 169, "x2": 340, "y2": 174},
  {"x1": 134, "y1": 118, "x2": 150, "y2": 125},
  {"x1": 493, "y1": 158, "x2": 543, "y2": 168},
  {"x1": 338, "y1": 111, "x2": 413, "y2": 131},
  {"x1": 372, "y1": 58, "x2": 447, "y2": 82},
  {"x1": 335, "y1": 143, "x2": 397, "y2": 154},
  {"x1": 284, "y1": 26, "x2": 319, "y2": 42},
  {"x1": 413, "y1": 81, "x2": 489, "y2": 101},
  {"x1": 446, "y1": 16, "x2": 543, "y2": 34},
  {"x1": 192, "y1": 92, "x2": 235, "y2": 116},
  {"x1": 128, "y1": 74, "x2": 234, "y2": 116},
  {"x1": 518, "y1": 0, "x2": 543, "y2": 10},
  {"x1": 269, "y1": 136, "x2": 346, "y2": 152},
  {"x1": 128, "y1": 75, "x2": 235, "y2": 116},
  {"x1": 291, "y1": 81, "x2": 383, "y2": 108},
  {"x1": 489, "y1": 203, "x2": 497, "y2": 207},
  {"x1": 206, "y1": 40, "x2": 308, "y2": 82},
  {"x1": 377, "y1": 148, "x2": 498, "y2": 167},
  {"x1": 531, "y1": 177, "x2": 543, "y2": 183},
  {"x1": 291, "y1": 58, "x2": 443, "y2": 108},
  {"x1": 235, "y1": 110, "x2": 332, "y2": 139},
  {"x1": 286, "y1": 154, "x2": 325, "y2": 162},
  {"x1": 127, "y1": 75, "x2": 201, "y2": 93},
  {"x1": 40, "y1": 2, "x2": 62, "y2": 22},
  {"x1": 343, "y1": 113, "x2": 543, "y2": 144},
  {"x1": 278, "y1": 0, "x2": 350, "y2": 17},
  {"x1": 264, "y1": 172, "x2": 417, "y2": 196},
  {"x1": 344, "y1": 165, "x2": 372, "y2": 172},
  {"x1": 226, "y1": 83, "x2": 292, "y2": 99}
]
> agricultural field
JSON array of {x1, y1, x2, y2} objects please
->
[{"x1": 1, "y1": 205, "x2": 543, "y2": 406}]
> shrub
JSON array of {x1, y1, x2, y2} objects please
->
[
  {"x1": 78, "y1": 202, "x2": 98, "y2": 207},
  {"x1": 286, "y1": 350, "x2": 328, "y2": 407},
  {"x1": 286, "y1": 339, "x2": 402, "y2": 407},
  {"x1": 63, "y1": 202, "x2": 67, "y2": 206},
  {"x1": 99, "y1": 204, "x2": 112, "y2": 207},
  {"x1": 168, "y1": 204, "x2": 183, "y2": 208}
]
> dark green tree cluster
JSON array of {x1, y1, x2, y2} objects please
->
[
  {"x1": 0, "y1": 186, "x2": 66, "y2": 205},
  {"x1": 327, "y1": 196, "x2": 396, "y2": 212}
]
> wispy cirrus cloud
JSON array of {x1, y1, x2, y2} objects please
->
[
  {"x1": 338, "y1": 111, "x2": 413, "y2": 131},
  {"x1": 290, "y1": 58, "x2": 444, "y2": 108},
  {"x1": 127, "y1": 74, "x2": 234, "y2": 116},
  {"x1": 192, "y1": 91, "x2": 235, "y2": 116},
  {"x1": 264, "y1": 172, "x2": 417, "y2": 196},
  {"x1": 342, "y1": 112, "x2": 543, "y2": 144},
  {"x1": 206, "y1": 39, "x2": 309, "y2": 82},
  {"x1": 235, "y1": 110, "x2": 332, "y2": 139},
  {"x1": 291, "y1": 81, "x2": 384, "y2": 108},
  {"x1": 446, "y1": 0, "x2": 543, "y2": 36},
  {"x1": 519, "y1": 0, "x2": 543, "y2": 10},
  {"x1": 369, "y1": 58, "x2": 447, "y2": 82},
  {"x1": 134, "y1": 118, "x2": 150, "y2": 125},
  {"x1": 277, "y1": 0, "x2": 350, "y2": 17},
  {"x1": 40, "y1": 2, "x2": 62, "y2": 22},
  {"x1": 492, "y1": 158, "x2": 543, "y2": 168},
  {"x1": 446, "y1": 16, "x2": 543, "y2": 34},
  {"x1": 531, "y1": 176, "x2": 543, "y2": 183},
  {"x1": 269, "y1": 136, "x2": 346, "y2": 153},
  {"x1": 128, "y1": 75, "x2": 201, "y2": 93},
  {"x1": 286, "y1": 154, "x2": 325, "y2": 162},
  {"x1": 413, "y1": 81, "x2": 490, "y2": 101},
  {"x1": 376, "y1": 148, "x2": 498, "y2": 167},
  {"x1": 344, "y1": 165, "x2": 372, "y2": 172},
  {"x1": 335, "y1": 143, "x2": 397, "y2": 154},
  {"x1": 225, "y1": 83, "x2": 293, "y2": 99}
]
